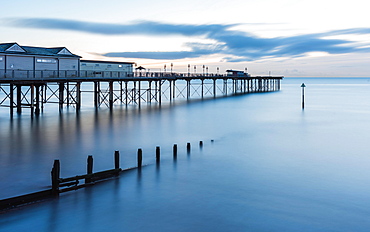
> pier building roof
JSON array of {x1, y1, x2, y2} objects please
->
[
  {"x1": 81, "y1": 60, "x2": 135, "y2": 65},
  {"x1": 0, "y1": 42, "x2": 81, "y2": 58}
]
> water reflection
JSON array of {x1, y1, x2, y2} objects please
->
[{"x1": 3, "y1": 79, "x2": 370, "y2": 231}]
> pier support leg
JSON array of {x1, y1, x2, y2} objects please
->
[
  {"x1": 173, "y1": 80, "x2": 176, "y2": 100},
  {"x1": 16, "y1": 85, "x2": 22, "y2": 114},
  {"x1": 30, "y1": 85, "x2": 35, "y2": 115},
  {"x1": 138, "y1": 81, "x2": 141, "y2": 108},
  {"x1": 59, "y1": 82, "x2": 64, "y2": 110},
  {"x1": 169, "y1": 80, "x2": 172, "y2": 102},
  {"x1": 10, "y1": 83, "x2": 14, "y2": 115},
  {"x1": 35, "y1": 85, "x2": 40, "y2": 115},
  {"x1": 201, "y1": 79, "x2": 204, "y2": 98},
  {"x1": 148, "y1": 81, "x2": 152, "y2": 103},
  {"x1": 76, "y1": 82, "x2": 81, "y2": 112},
  {"x1": 159, "y1": 81, "x2": 162, "y2": 105},
  {"x1": 186, "y1": 80, "x2": 190, "y2": 100},
  {"x1": 125, "y1": 81, "x2": 128, "y2": 105},
  {"x1": 109, "y1": 81, "x2": 114, "y2": 109},
  {"x1": 66, "y1": 82, "x2": 70, "y2": 106},
  {"x1": 94, "y1": 81, "x2": 100, "y2": 108},
  {"x1": 213, "y1": 79, "x2": 216, "y2": 98}
]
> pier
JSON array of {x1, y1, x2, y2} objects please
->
[{"x1": 0, "y1": 70, "x2": 283, "y2": 115}]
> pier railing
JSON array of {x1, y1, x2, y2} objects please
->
[
  {"x1": 0, "y1": 69, "x2": 258, "y2": 80},
  {"x1": 0, "y1": 69, "x2": 132, "y2": 80}
]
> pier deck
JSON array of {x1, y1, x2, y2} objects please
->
[{"x1": 0, "y1": 70, "x2": 283, "y2": 115}]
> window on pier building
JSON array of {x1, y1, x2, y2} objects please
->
[{"x1": 36, "y1": 58, "x2": 57, "y2": 63}]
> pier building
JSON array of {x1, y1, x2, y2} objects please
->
[
  {"x1": 80, "y1": 60, "x2": 134, "y2": 77},
  {"x1": 0, "y1": 42, "x2": 80, "y2": 78}
]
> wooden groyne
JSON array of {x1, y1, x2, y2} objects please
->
[{"x1": 0, "y1": 141, "x2": 205, "y2": 211}]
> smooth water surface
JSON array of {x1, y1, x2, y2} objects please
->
[{"x1": 2, "y1": 77, "x2": 370, "y2": 231}]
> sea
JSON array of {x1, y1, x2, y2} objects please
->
[{"x1": 1, "y1": 77, "x2": 370, "y2": 232}]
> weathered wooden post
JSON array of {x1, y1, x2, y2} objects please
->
[
  {"x1": 114, "y1": 150, "x2": 120, "y2": 176},
  {"x1": 173, "y1": 144, "x2": 178, "y2": 159},
  {"x1": 86, "y1": 155, "x2": 93, "y2": 184},
  {"x1": 137, "y1": 148, "x2": 143, "y2": 168},
  {"x1": 156, "y1": 146, "x2": 161, "y2": 163},
  {"x1": 199, "y1": 141, "x2": 203, "y2": 148},
  {"x1": 51, "y1": 159, "x2": 60, "y2": 196}
]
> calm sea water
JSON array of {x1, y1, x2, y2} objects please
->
[{"x1": 2, "y1": 77, "x2": 370, "y2": 231}]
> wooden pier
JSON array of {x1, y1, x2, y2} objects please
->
[{"x1": 0, "y1": 70, "x2": 283, "y2": 115}]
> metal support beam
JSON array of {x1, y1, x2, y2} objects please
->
[
  {"x1": 9, "y1": 83, "x2": 14, "y2": 115},
  {"x1": 94, "y1": 81, "x2": 99, "y2": 108},
  {"x1": 109, "y1": 81, "x2": 114, "y2": 109},
  {"x1": 59, "y1": 82, "x2": 64, "y2": 110},
  {"x1": 35, "y1": 85, "x2": 40, "y2": 115},
  {"x1": 76, "y1": 82, "x2": 81, "y2": 111},
  {"x1": 16, "y1": 85, "x2": 22, "y2": 114},
  {"x1": 213, "y1": 79, "x2": 216, "y2": 97}
]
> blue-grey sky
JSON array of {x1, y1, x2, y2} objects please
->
[{"x1": 1, "y1": 0, "x2": 370, "y2": 76}]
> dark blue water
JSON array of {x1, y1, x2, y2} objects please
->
[{"x1": 2, "y1": 77, "x2": 370, "y2": 231}]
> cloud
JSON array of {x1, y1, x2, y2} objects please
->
[
  {"x1": 6, "y1": 18, "x2": 233, "y2": 36},
  {"x1": 5, "y1": 17, "x2": 370, "y2": 61}
]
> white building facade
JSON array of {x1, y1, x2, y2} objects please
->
[
  {"x1": 0, "y1": 42, "x2": 81, "y2": 78},
  {"x1": 80, "y1": 60, "x2": 135, "y2": 78}
]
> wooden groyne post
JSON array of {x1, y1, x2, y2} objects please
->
[
  {"x1": 86, "y1": 155, "x2": 93, "y2": 184},
  {"x1": 51, "y1": 160, "x2": 60, "y2": 196},
  {"x1": 138, "y1": 148, "x2": 143, "y2": 168},
  {"x1": 156, "y1": 146, "x2": 161, "y2": 163},
  {"x1": 173, "y1": 144, "x2": 178, "y2": 159},
  {"x1": 187, "y1": 142, "x2": 191, "y2": 153}
]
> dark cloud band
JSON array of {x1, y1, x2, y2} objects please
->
[{"x1": 5, "y1": 17, "x2": 370, "y2": 61}]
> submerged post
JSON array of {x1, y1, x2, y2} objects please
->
[
  {"x1": 86, "y1": 155, "x2": 93, "y2": 183},
  {"x1": 51, "y1": 159, "x2": 60, "y2": 196},
  {"x1": 138, "y1": 148, "x2": 143, "y2": 168},
  {"x1": 114, "y1": 150, "x2": 120, "y2": 169},
  {"x1": 173, "y1": 144, "x2": 178, "y2": 159},
  {"x1": 156, "y1": 146, "x2": 161, "y2": 162},
  {"x1": 199, "y1": 141, "x2": 203, "y2": 148},
  {"x1": 301, "y1": 83, "x2": 306, "y2": 109}
]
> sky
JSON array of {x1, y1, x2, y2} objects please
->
[{"x1": 1, "y1": 0, "x2": 370, "y2": 77}]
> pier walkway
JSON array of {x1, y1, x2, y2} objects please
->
[{"x1": 0, "y1": 70, "x2": 283, "y2": 115}]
